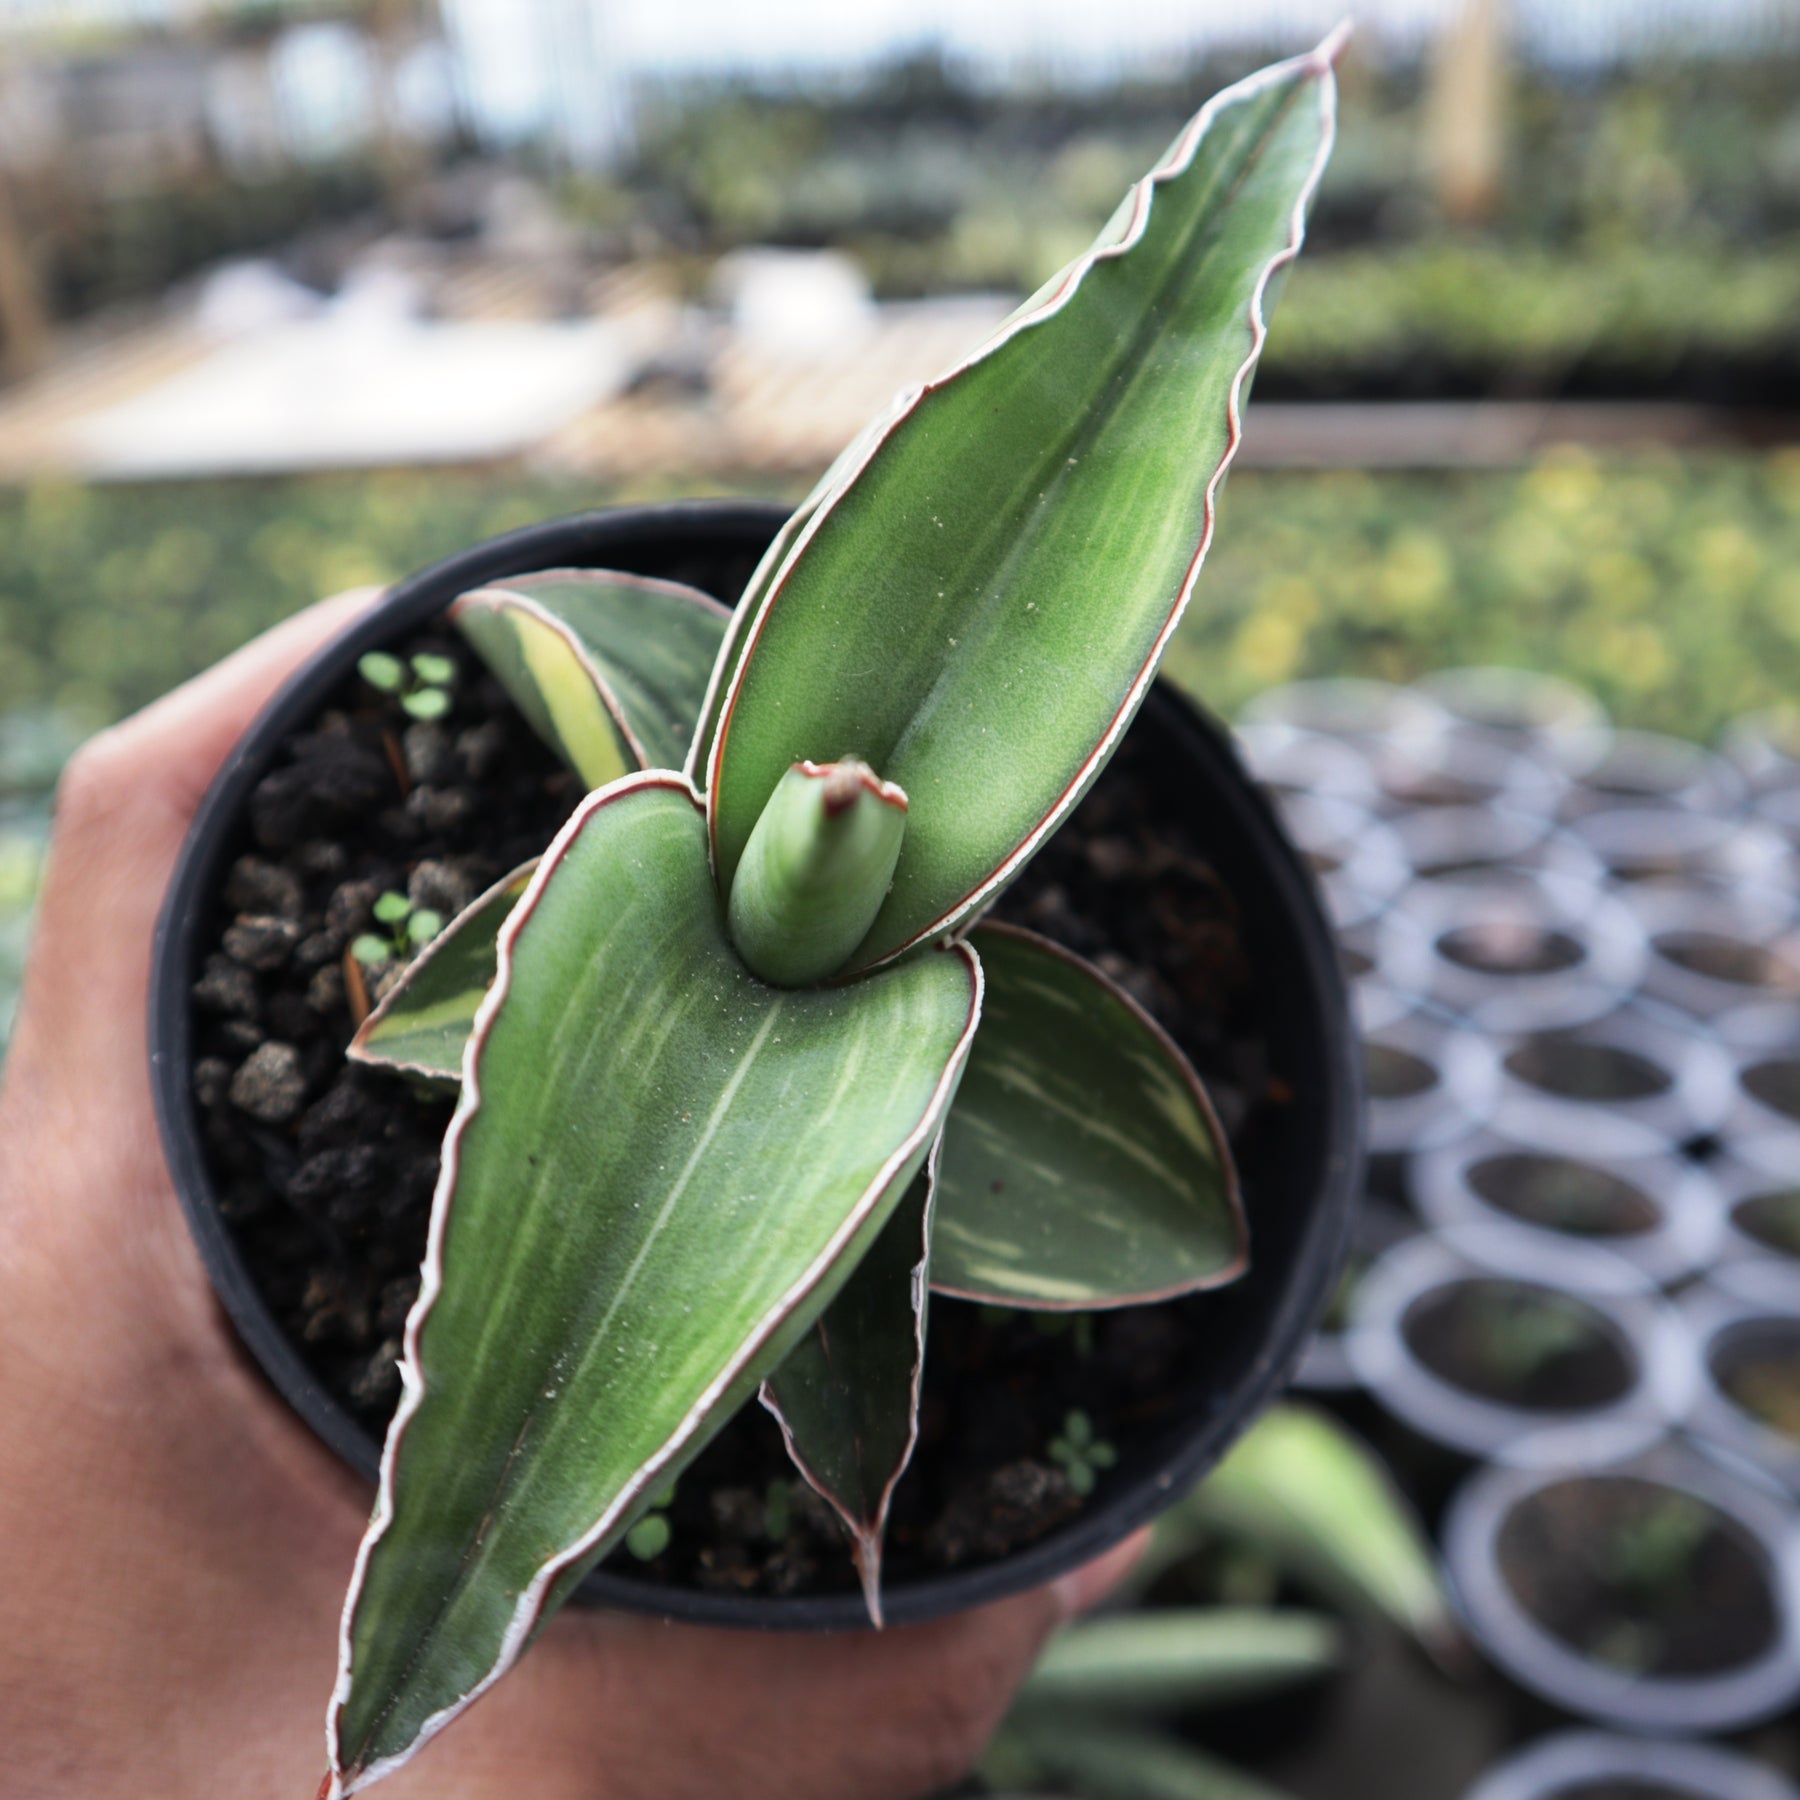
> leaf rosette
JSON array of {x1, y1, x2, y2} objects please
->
[{"x1": 324, "y1": 32, "x2": 1344, "y2": 1794}]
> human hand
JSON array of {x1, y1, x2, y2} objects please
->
[{"x1": 0, "y1": 593, "x2": 1143, "y2": 1800}]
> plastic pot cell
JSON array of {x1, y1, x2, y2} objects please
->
[
  {"x1": 1379, "y1": 869, "x2": 1644, "y2": 1035},
  {"x1": 1488, "y1": 1002, "x2": 1736, "y2": 1152},
  {"x1": 1462, "y1": 1730, "x2": 1800, "y2": 1800},
  {"x1": 1414, "y1": 666, "x2": 1610, "y2": 780},
  {"x1": 1410, "y1": 1124, "x2": 1721, "y2": 1291},
  {"x1": 1236, "y1": 676, "x2": 1447, "y2": 760},
  {"x1": 1570, "y1": 806, "x2": 1794, "y2": 898},
  {"x1": 1722, "y1": 709, "x2": 1800, "y2": 800},
  {"x1": 1347, "y1": 1229, "x2": 1691, "y2": 1474},
  {"x1": 1444, "y1": 1439, "x2": 1800, "y2": 1736},
  {"x1": 1375, "y1": 728, "x2": 1569, "y2": 820},
  {"x1": 1683, "y1": 1282, "x2": 1800, "y2": 1496},
  {"x1": 1629, "y1": 888, "x2": 1800, "y2": 1023},
  {"x1": 1361, "y1": 1004, "x2": 1499, "y2": 1159},
  {"x1": 1293, "y1": 1193, "x2": 1419, "y2": 1395},
  {"x1": 1563, "y1": 729, "x2": 1749, "y2": 821},
  {"x1": 1266, "y1": 788, "x2": 1409, "y2": 933},
  {"x1": 1714, "y1": 1135, "x2": 1800, "y2": 1273},
  {"x1": 1386, "y1": 805, "x2": 1601, "y2": 891},
  {"x1": 1234, "y1": 719, "x2": 1378, "y2": 806},
  {"x1": 1716, "y1": 1002, "x2": 1800, "y2": 1143},
  {"x1": 148, "y1": 501, "x2": 1363, "y2": 1632}
]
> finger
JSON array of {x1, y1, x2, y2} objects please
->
[
  {"x1": 497, "y1": 1542, "x2": 1149, "y2": 1800},
  {"x1": 18, "y1": 590, "x2": 382, "y2": 1065},
  {"x1": 1051, "y1": 1526, "x2": 1153, "y2": 1619}
]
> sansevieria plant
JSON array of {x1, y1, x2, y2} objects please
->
[{"x1": 321, "y1": 30, "x2": 1344, "y2": 1794}]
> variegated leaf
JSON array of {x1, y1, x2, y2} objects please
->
[
  {"x1": 707, "y1": 33, "x2": 1342, "y2": 971},
  {"x1": 346, "y1": 863, "x2": 537, "y2": 1083},
  {"x1": 454, "y1": 569, "x2": 730, "y2": 788},
  {"x1": 1016, "y1": 1608, "x2": 1342, "y2": 1713},
  {"x1": 327, "y1": 775, "x2": 981, "y2": 1794},
  {"x1": 931, "y1": 923, "x2": 1244, "y2": 1309},
  {"x1": 1172, "y1": 1406, "x2": 1457, "y2": 1657},
  {"x1": 991, "y1": 1713, "x2": 1300, "y2": 1800},
  {"x1": 761, "y1": 1147, "x2": 936, "y2": 1624}
]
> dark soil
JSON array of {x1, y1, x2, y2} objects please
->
[
  {"x1": 188, "y1": 618, "x2": 1275, "y2": 1601},
  {"x1": 1438, "y1": 924, "x2": 1585, "y2": 978},
  {"x1": 1496, "y1": 1475, "x2": 1779, "y2": 1677},
  {"x1": 1742, "y1": 1058, "x2": 1800, "y2": 1125},
  {"x1": 1734, "y1": 1188, "x2": 1800, "y2": 1259},
  {"x1": 1401, "y1": 1280, "x2": 1635, "y2": 1412},
  {"x1": 1504, "y1": 1038, "x2": 1672, "y2": 1105},
  {"x1": 1559, "y1": 1784, "x2": 1709, "y2": 1800},
  {"x1": 1713, "y1": 1323, "x2": 1800, "y2": 1444},
  {"x1": 1465, "y1": 1154, "x2": 1660, "y2": 1240},
  {"x1": 1364, "y1": 1044, "x2": 1438, "y2": 1101},
  {"x1": 1656, "y1": 931, "x2": 1798, "y2": 993}
]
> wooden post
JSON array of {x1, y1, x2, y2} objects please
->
[
  {"x1": 0, "y1": 161, "x2": 50, "y2": 383},
  {"x1": 1426, "y1": 0, "x2": 1509, "y2": 226}
]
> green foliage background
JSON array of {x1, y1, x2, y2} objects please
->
[
  {"x1": 2, "y1": 450, "x2": 1796, "y2": 1046},
  {"x1": 2, "y1": 453, "x2": 1794, "y2": 742}
]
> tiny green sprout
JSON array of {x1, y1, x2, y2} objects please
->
[
  {"x1": 1048, "y1": 1409, "x2": 1118, "y2": 1497},
  {"x1": 624, "y1": 1478, "x2": 679, "y2": 1561},
  {"x1": 357, "y1": 651, "x2": 404, "y2": 693},
  {"x1": 359, "y1": 648, "x2": 457, "y2": 721},
  {"x1": 624, "y1": 1513, "x2": 670, "y2": 1561},
  {"x1": 763, "y1": 1477, "x2": 792, "y2": 1542},
  {"x1": 351, "y1": 891, "x2": 445, "y2": 967}
]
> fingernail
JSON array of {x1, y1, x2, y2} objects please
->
[{"x1": 1050, "y1": 1527, "x2": 1152, "y2": 1621}]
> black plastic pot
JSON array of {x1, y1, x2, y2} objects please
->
[{"x1": 149, "y1": 500, "x2": 1362, "y2": 1631}]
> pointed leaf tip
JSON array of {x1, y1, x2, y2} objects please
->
[
  {"x1": 453, "y1": 569, "x2": 730, "y2": 788},
  {"x1": 707, "y1": 48, "x2": 1340, "y2": 970},
  {"x1": 762, "y1": 1152, "x2": 938, "y2": 1625}
]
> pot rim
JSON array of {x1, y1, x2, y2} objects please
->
[
  {"x1": 1461, "y1": 1728, "x2": 1800, "y2": 1800},
  {"x1": 148, "y1": 498, "x2": 1363, "y2": 1632}
]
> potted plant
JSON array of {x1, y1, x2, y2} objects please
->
[
  {"x1": 1443, "y1": 1439, "x2": 1800, "y2": 1736},
  {"x1": 149, "y1": 35, "x2": 1361, "y2": 1795},
  {"x1": 1346, "y1": 1228, "x2": 1691, "y2": 1517},
  {"x1": 1409, "y1": 1123, "x2": 1721, "y2": 1289}
]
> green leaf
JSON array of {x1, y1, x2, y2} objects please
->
[
  {"x1": 761, "y1": 1152, "x2": 936, "y2": 1624},
  {"x1": 400, "y1": 687, "x2": 451, "y2": 722},
  {"x1": 1167, "y1": 1407, "x2": 1456, "y2": 1657},
  {"x1": 372, "y1": 891, "x2": 412, "y2": 925},
  {"x1": 1016, "y1": 1609, "x2": 1341, "y2": 1715},
  {"x1": 727, "y1": 759, "x2": 910, "y2": 987},
  {"x1": 358, "y1": 650, "x2": 404, "y2": 693},
  {"x1": 930, "y1": 924, "x2": 1244, "y2": 1309},
  {"x1": 686, "y1": 411, "x2": 905, "y2": 793},
  {"x1": 453, "y1": 569, "x2": 730, "y2": 788},
  {"x1": 327, "y1": 775, "x2": 981, "y2": 1794},
  {"x1": 989, "y1": 1714, "x2": 1301, "y2": 1800},
  {"x1": 410, "y1": 652, "x2": 458, "y2": 686},
  {"x1": 706, "y1": 37, "x2": 1341, "y2": 971},
  {"x1": 348, "y1": 864, "x2": 538, "y2": 1083}
]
